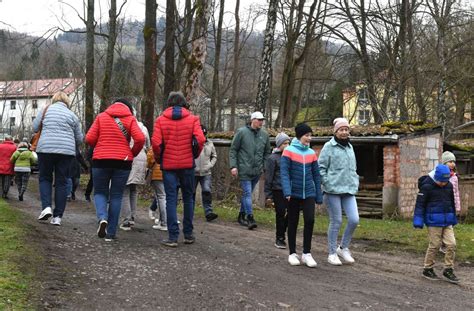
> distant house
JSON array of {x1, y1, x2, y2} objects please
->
[{"x1": 0, "y1": 78, "x2": 85, "y2": 139}]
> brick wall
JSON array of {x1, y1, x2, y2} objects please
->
[{"x1": 397, "y1": 134, "x2": 442, "y2": 218}]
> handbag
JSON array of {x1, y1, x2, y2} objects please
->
[
  {"x1": 192, "y1": 135, "x2": 200, "y2": 159},
  {"x1": 30, "y1": 105, "x2": 50, "y2": 151}
]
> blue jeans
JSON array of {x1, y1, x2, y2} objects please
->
[
  {"x1": 92, "y1": 168, "x2": 130, "y2": 238},
  {"x1": 239, "y1": 175, "x2": 260, "y2": 215},
  {"x1": 38, "y1": 153, "x2": 74, "y2": 217},
  {"x1": 324, "y1": 193, "x2": 359, "y2": 254},
  {"x1": 66, "y1": 178, "x2": 72, "y2": 197},
  {"x1": 163, "y1": 169, "x2": 195, "y2": 241},
  {"x1": 194, "y1": 175, "x2": 213, "y2": 216}
]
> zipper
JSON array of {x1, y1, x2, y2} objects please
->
[{"x1": 302, "y1": 153, "x2": 306, "y2": 199}]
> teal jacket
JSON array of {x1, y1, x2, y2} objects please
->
[
  {"x1": 229, "y1": 125, "x2": 271, "y2": 180},
  {"x1": 318, "y1": 137, "x2": 359, "y2": 195},
  {"x1": 10, "y1": 147, "x2": 37, "y2": 172}
]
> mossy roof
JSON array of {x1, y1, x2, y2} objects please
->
[{"x1": 445, "y1": 138, "x2": 474, "y2": 152}]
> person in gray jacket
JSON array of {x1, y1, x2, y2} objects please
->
[
  {"x1": 33, "y1": 91, "x2": 83, "y2": 226},
  {"x1": 194, "y1": 125, "x2": 218, "y2": 221}
]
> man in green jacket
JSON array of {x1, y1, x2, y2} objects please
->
[{"x1": 229, "y1": 111, "x2": 271, "y2": 229}]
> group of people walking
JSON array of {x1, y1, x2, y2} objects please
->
[{"x1": 0, "y1": 90, "x2": 461, "y2": 283}]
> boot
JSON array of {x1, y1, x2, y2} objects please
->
[
  {"x1": 247, "y1": 214, "x2": 257, "y2": 230},
  {"x1": 19, "y1": 194, "x2": 23, "y2": 201},
  {"x1": 237, "y1": 212, "x2": 248, "y2": 226}
]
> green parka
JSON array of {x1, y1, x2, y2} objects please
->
[{"x1": 229, "y1": 125, "x2": 271, "y2": 181}]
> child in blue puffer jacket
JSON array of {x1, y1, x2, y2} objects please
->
[
  {"x1": 413, "y1": 164, "x2": 459, "y2": 284},
  {"x1": 280, "y1": 123, "x2": 322, "y2": 268}
]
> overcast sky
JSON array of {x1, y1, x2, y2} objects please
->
[{"x1": 0, "y1": 0, "x2": 265, "y2": 37}]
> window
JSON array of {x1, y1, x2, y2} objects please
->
[
  {"x1": 358, "y1": 109, "x2": 370, "y2": 125},
  {"x1": 10, "y1": 100, "x2": 16, "y2": 110},
  {"x1": 32, "y1": 100, "x2": 38, "y2": 109},
  {"x1": 10, "y1": 117, "x2": 15, "y2": 126}
]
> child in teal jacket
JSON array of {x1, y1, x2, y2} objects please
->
[{"x1": 10, "y1": 142, "x2": 37, "y2": 201}]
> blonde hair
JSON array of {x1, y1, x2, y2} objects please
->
[{"x1": 51, "y1": 91, "x2": 71, "y2": 107}]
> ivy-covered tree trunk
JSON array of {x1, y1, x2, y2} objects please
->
[
  {"x1": 228, "y1": 0, "x2": 240, "y2": 131},
  {"x1": 184, "y1": 0, "x2": 211, "y2": 108},
  {"x1": 85, "y1": 0, "x2": 95, "y2": 130},
  {"x1": 164, "y1": 0, "x2": 176, "y2": 102},
  {"x1": 141, "y1": 0, "x2": 158, "y2": 134},
  {"x1": 255, "y1": 0, "x2": 278, "y2": 115},
  {"x1": 175, "y1": 0, "x2": 193, "y2": 91},
  {"x1": 100, "y1": 0, "x2": 118, "y2": 112}
]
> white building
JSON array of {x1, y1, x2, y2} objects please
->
[{"x1": 0, "y1": 78, "x2": 85, "y2": 139}]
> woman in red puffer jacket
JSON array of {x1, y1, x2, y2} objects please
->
[{"x1": 85, "y1": 99, "x2": 145, "y2": 241}]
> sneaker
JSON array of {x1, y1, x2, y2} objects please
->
[
  {"x1": 442, "y1": 268, "x2": 460, "y2": 284},
  {"x1": 152, "y1": 224, "x2": 168, "y2": 231},
  {"x1": 129, "y1": 217, "x2": 135, "y2": 226},
  {"x1": 50, "y1": 217, "x2": 61, "y2": 226},
  {"x1": 18, "y1": 194, "x2": 23, "y2": 201},
  {"x1": 247, "y1": 214, "x2": 257, "y2": 230},
  {"x1": 148, "y1": 209, "x2": 156, "y2": 220},
  {"x1": 161, "y1": 239, "x2": 178, "y2": 247},
  {"x1": 71, "y1": 193, "x2": 76, "y2": 201},
  {"x1": 336, "y1": 246, "x2": 355, "y2": 264},
  {"x1": 97, "y1": 220, "x2": 108, "y2": 238},
  {"x1": 237, "y1": 212, "x2": 248, "y2": 226},
  {"x1": 422, "y1": 268, "x2": 440, "y2": 281},
  {"x1": 184, "y1": 235, "x2": 195, "y2": 244},
  {"x1": 38, "y1": 207, "x2": 53, "y2": 221},
  {"x1": 206, "y1": 212, "x2": 218, "y2": 222},
  {"x1": 301, "y1": 253, "x2": 317, "y2": 268},
  {"x1": 66, "y1": 196, "x2": 72, "y2": 202},
  {"x1": 288, "y1": 253, "x2": 301, "y2": 266},
  {"x1": 274, "y1": 238, "x2": 286, "y2": 249},
  {"x1": 439, "y1": 246, "x2": 447, "y2": 254},
  {"x1": 120, "y1": 221, "x2": 132, "y2": 231},
  {"x1": 328, "y1": 253, "x2": 343, "y2": 266},
  {"x1": 104, "y1": 235, "x2": 116, "y2": 242}
]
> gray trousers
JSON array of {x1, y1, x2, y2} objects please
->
[
  {"x1": 121, "y1": 184, "x2": 137, "y2": 221},
  {"x1": 152, "y1": 180, "x2": 167, "y2": 226}
]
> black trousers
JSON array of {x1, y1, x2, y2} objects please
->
[
  {"x1": 287, "y1": 197, "x2": 315, "y2": 255},
  {"x1": 272, "y1": 190, "x2": 288, "y2": 240},
  {"x1": 85, "y1": 168, "x2": 93, "y2": 196}
]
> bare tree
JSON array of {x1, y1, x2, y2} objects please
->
[
  {"x1": 227, "y1": 0, "x2": 241, "y2": 131},
  {"x1": 164, "y1": 0, "x2": 176, "y2": 100},
  {"x1": 85, "y1": 0, "x2": 95, "y2": 129},
  {"x1": 141, "y1": 0, "x2": 158, "y2": 133}
]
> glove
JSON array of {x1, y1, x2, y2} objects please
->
[{"x1": 413, "y1": 216, "x2": 424, "y2": 229}]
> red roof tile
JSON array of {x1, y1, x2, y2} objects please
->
[{"x1": 0, "y1": 78, "x2": 83, "y2": 98}]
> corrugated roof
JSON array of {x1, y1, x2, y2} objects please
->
[{"x1": 0, "y1": 78, "x2": 83, "y2": 98}]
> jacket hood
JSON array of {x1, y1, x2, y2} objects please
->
[
  {"x1": 18, "y1": 146, "x2": 29, "y2": 152},
  {"x1": 290, "y1": 137, "x2": 309, "y2": 150},
  {"x1": 105, "y1": 103, "x2": 133, "y2": 118},
  {"x1": 163, "y1": 106, "x2": 191, "y2": 120}
]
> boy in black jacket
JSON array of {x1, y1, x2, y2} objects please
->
[{"x1": 264, "y1": 132, "x2": 291, "y2": 249}]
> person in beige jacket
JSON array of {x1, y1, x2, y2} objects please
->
[{"x1": 194, "y1": 125, "x2": 218, "y2": 221}]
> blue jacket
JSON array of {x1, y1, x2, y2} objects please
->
[
  {"x1": 413, "y1": 175, "x2": 457, "y2": 228},
  {"x1": 33, "y1": 102, "x2": 83, "y2": 156},
  {"x1": 280, "y1": 138, "x2": 323, "y2": 203},
  {"x1": 318, "y1": 137, "x2": 359, "y2": 195}
]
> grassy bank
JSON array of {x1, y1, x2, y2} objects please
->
[
  {"x1": 190, "y1": 202, "x2": 474, "y2": 262},
  {"x1": 0, "y1": 200, "x2": 36, "y2": 310}
]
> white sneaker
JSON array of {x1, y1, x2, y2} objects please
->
[
  {"x1": 288, "y1": 253, "x2": 301, "y2": 266},
  {"x1": 337, "y1": 246, "x2": 355, "y2": 264},
  {"x1": 301, "y1": 253, "x2": 317, "y2": 268},
  {"x1": 148, "y1": 210, "x2": 156, "y2": 220},
  {"x1": 152, "y1": 224, "x2": 168, "y2": 231},
  {"x1": 38, "y1": 207, "x2": 52, "y2": 220},
  {"x1": 50, "y1": 217, "x2": 61, "y2": 226},
  {"x1": 328, "y1": 253, "x2": 342, "y2": 266}
]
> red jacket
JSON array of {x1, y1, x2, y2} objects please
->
[
  {"x1": 0, "y1": 141, "x2": 17, "y2": 175},
  {"x1": 85, "y1": 103, "x2": 145, "y2": 161},
  {"x1": 152, "y1": 106, "x2": 205, "y2": 170}
]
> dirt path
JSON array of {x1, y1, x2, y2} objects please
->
[{"x1": 9, "y1": 177, "x2": 474, "y2": 310}]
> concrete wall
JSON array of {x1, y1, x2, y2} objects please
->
[{"x1": 397, "y1": 134, "x2": 442, "y2": 218}]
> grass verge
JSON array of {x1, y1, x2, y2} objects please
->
[
  {"x1": 0, "y1": 200, "x2": 37, "y2": 310},
  {"x1": 190, "y1": 201, "x2": 474, "y2": 262}
]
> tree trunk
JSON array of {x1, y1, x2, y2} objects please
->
[
  {"x1": 255, "y1": 0, "x2": 278, "y2": 114},
  {"x1": 209, "y1": 0, "x2": 225, "y2": 131},
  {"x1": 228, "y1": 0, "x2": 240, "y2": 131},
  {"x1": 164, "y1": 0, "x2": 176, "y2": 102},
  {"x1": 100, "y1": 0, "x2": 118, "y2": 112},
  {"x1": 141, "y1": 0, "x2": 158, "y2": 134},
  {"x1": 175, "y1": 0, "x2": 193, "y2": 90},
  {"x1": 85, "y1": 0, "x2": 95, "y2": 130},
  {"x1": 408, "y1": 0, "x2": 425, "y2": 121},
  {"x1": 184, "y1": 0, "x2": 212, "y2": 108}
]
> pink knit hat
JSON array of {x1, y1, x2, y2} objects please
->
[{"x1": 333, "y1": 117, "x2": 350, "y2": 133}]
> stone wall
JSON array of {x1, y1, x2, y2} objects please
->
[
  {"x1": 397, "y1": 134, "x2": 442, "y2": 218},
  {"x1": 382, "y1": 145, "x2": 400, "y2": 216},
  {"x1": 458, "y1": 176, "x2": 474, "y2": 215}
]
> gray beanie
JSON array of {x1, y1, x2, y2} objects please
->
[
  {"x1": 441, "y1": 151, "x2": 456, "y2": 164},
  {"x1": 275, "y1": 132, "x2": 290, "y2": 148}
]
